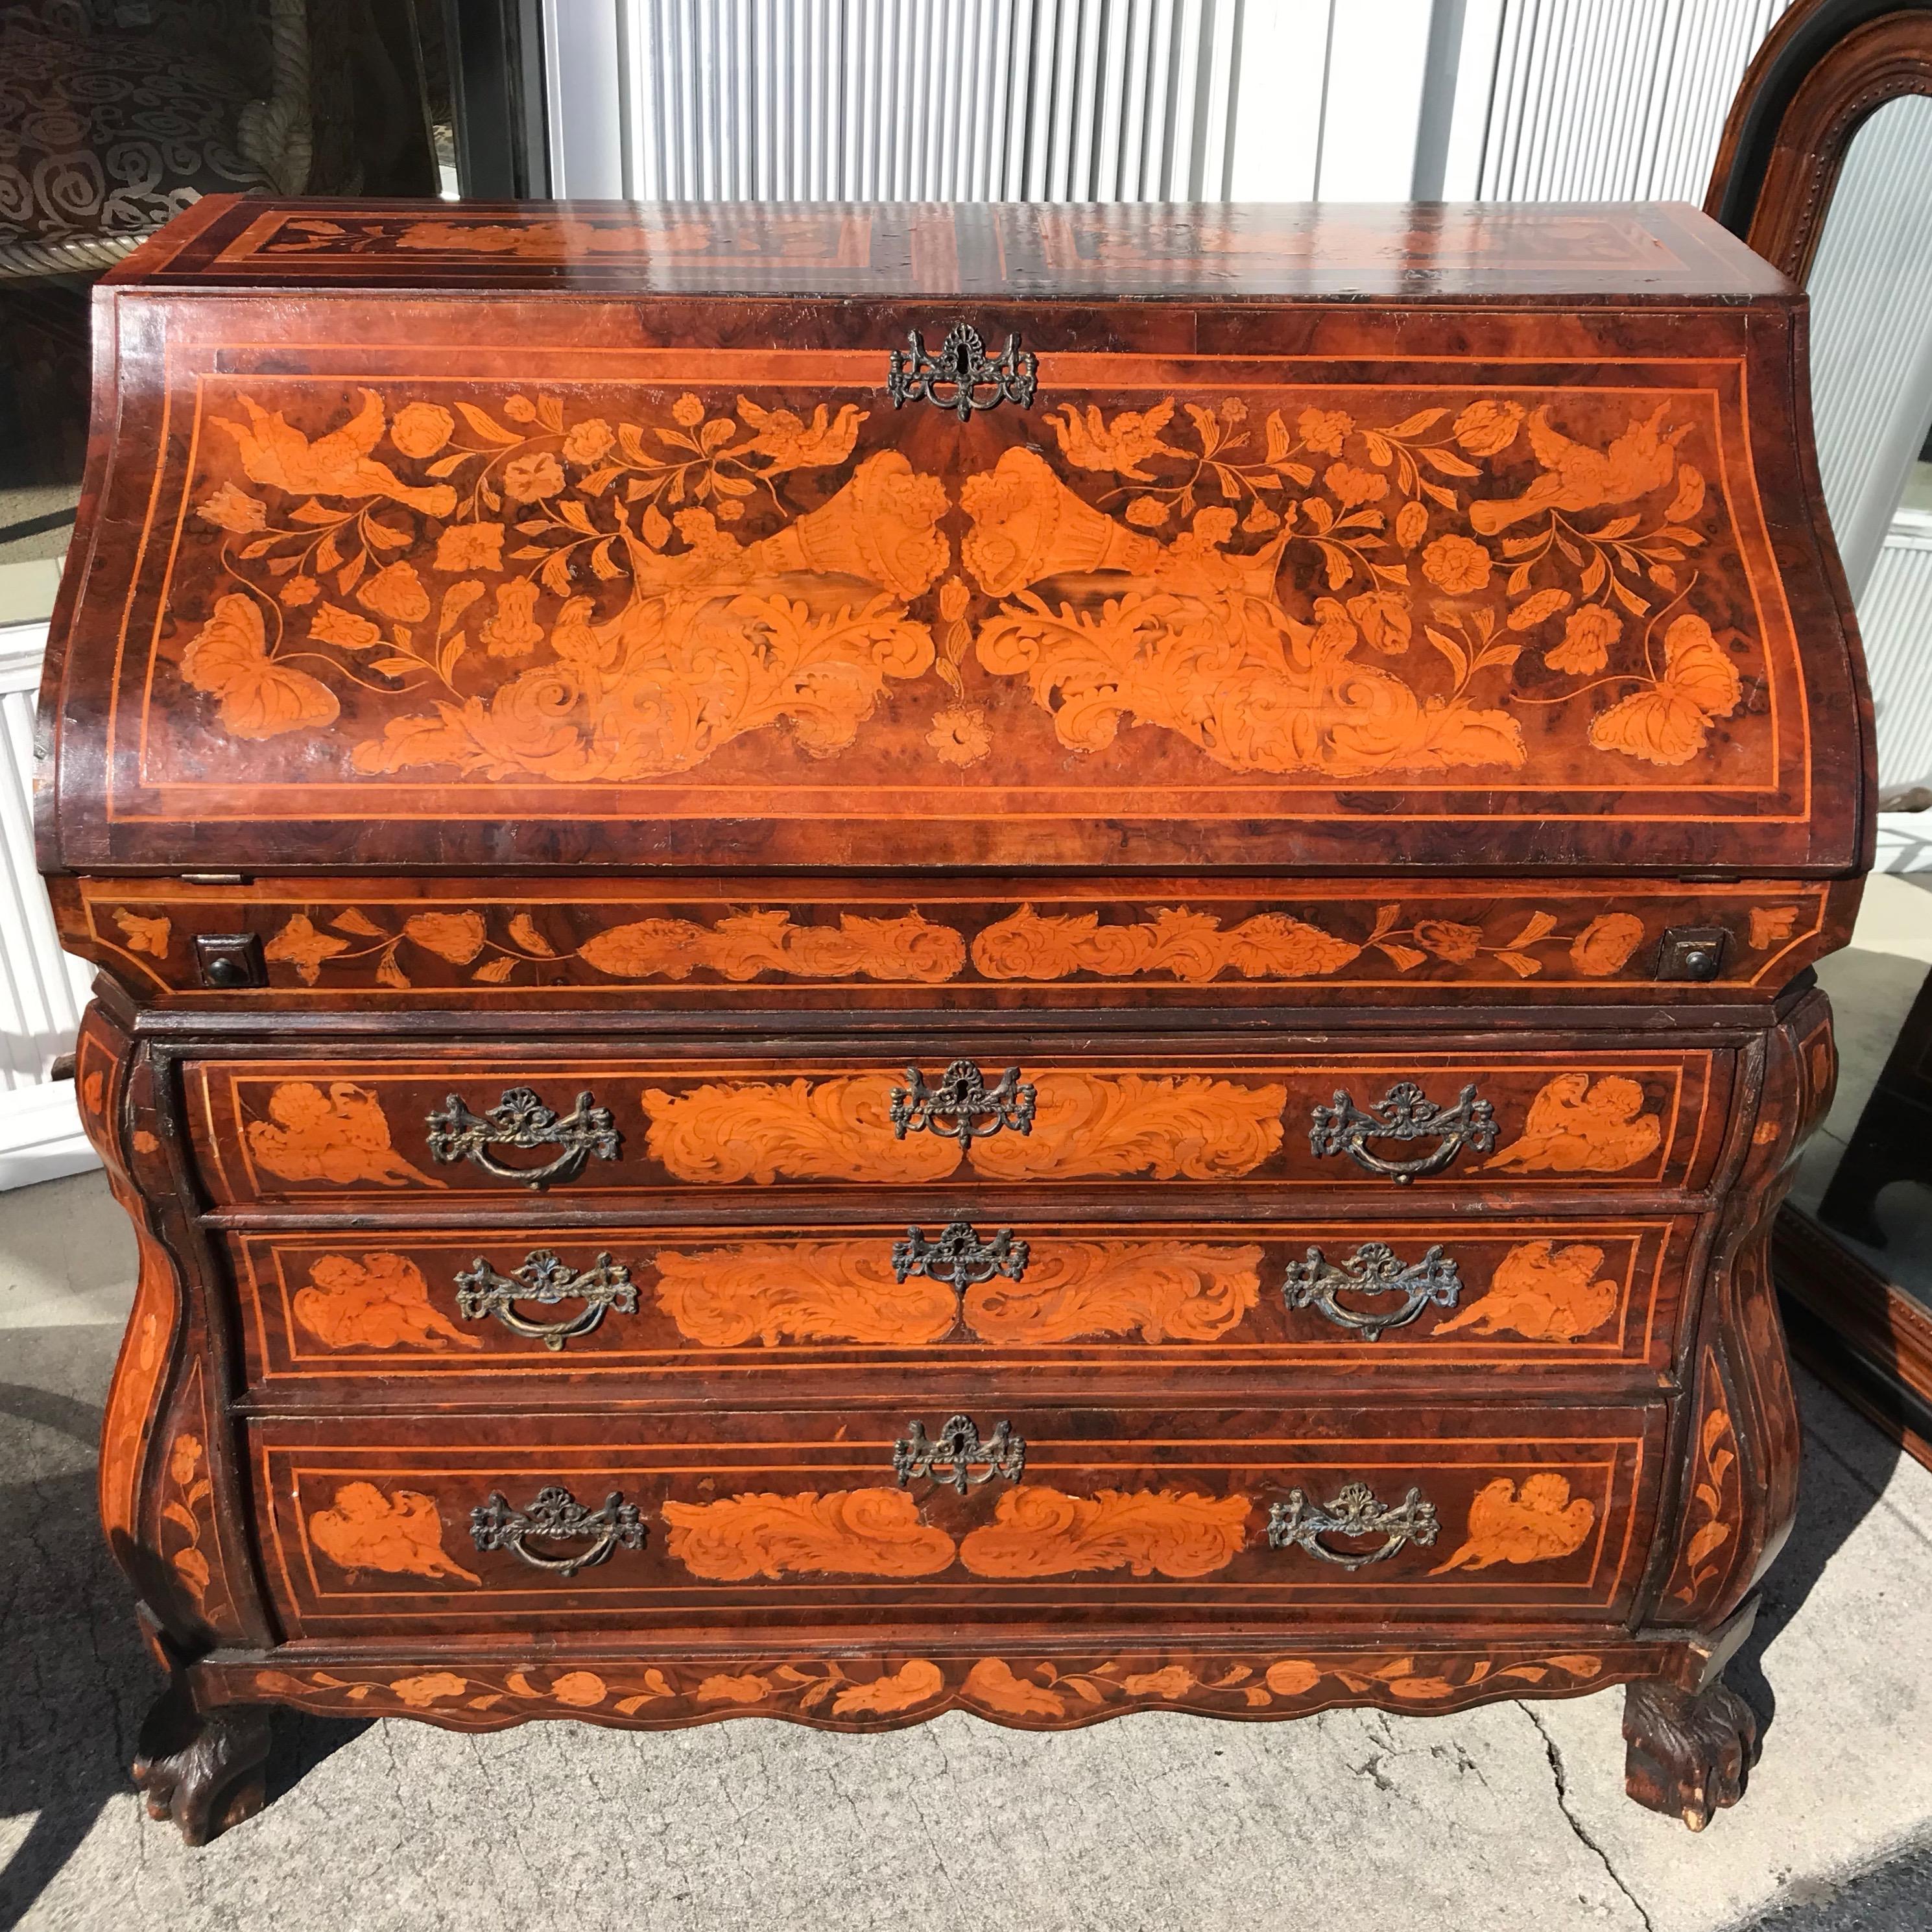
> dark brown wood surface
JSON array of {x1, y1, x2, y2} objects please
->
[
  {"x1": 110, "y1": 196, "x2": 1791, "y2": 300},
  {"x1": 42, "y1": 197, "x2": 1865, "y2": 1841}
]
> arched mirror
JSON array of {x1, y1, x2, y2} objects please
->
[{"x1": 1709, "y1": 0, "x2": 1932, "y2": 1465}]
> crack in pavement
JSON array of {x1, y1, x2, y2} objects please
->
[
  {"x1": 1520, "y1": 1706, "x2": 1655, "y2": 1932},
  {"x1": 1347, "y1": 1748, "x2": 1401, "y2": 1796}
]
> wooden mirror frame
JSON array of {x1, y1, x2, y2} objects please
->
[
  {"x1": 1707, "y1": 0, "x2": 1932, "y2": 279},
  {"x1": 1707, "y1": 0, "x2": 1932, "y2": 1466}
]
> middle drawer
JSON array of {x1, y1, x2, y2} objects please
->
[{"x1": 225, "y1": 1216, "x2": 1695, "y2": 1389}]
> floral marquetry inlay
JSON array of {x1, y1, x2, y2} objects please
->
[
  {"x1": 960, "y1": 1242, "x2": 1263, "y2": 1344},
  {"x1": 652, "y1": 1242, "x2": 961, "y2": 1348},
  {"x1": 660, "y1": 1488, "x2": 956, "y2": 1580},
  {"x1": 82, "y1": 882, "x2": 1831, "y2": 994},
  {"x1": 259, "y1": 904, "x2": 965, "y2": 988},
  {"x1": 658, "y1": 1484, "x2": 1254, "y2": 1581},
  {"x1": 149, "y1": 374, "x2": 1773, "y2": 810},
  {"x1": 650, "y1": 1237, "x2": 1262, "y2": 1348},
  {"x1": 91, "y1": 882, "x2": 1830, "y2": 995},
  {"x1": 640, "y1": 1072, "x2": 1286, "y2": 1186},
  {"x1": 246, "y1": 1645, "x2": 1618, "y2": 1730},
  {"x1": 971, "y1": 905, "x2": 1362, "y2": 982},
  {"x1": 184, "y1": 387, "x2": 945, "y2": 784},
  {"x1": 1667, "y1": 1352, "x2": 1740, "y2": 1612},
  {"x1": 641, "y1": 1075, "x2": 962, "y2": 1186},
  {"x1": 966, "y1": 901, "x2": 1650, "y2": 986},
  {"x1": 967, "y1": 1075, "x2": 1286, "y2": 1181},
  {"x1": 573, "y1": 911, "x2": 964, "y2": 983},
  {"x1": 956, "y1": 1486, "x2": 1253, "y2": 1579},
  {"x1": 161, "y1": 1430, "x2": 215, "y2": 1610},
  {"x1": 963, "y1": 396, "x2": 1747, "y2": 780}
]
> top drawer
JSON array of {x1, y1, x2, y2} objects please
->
[{"x1": 182, "y1": 1044, "x2": 1732, "y2": 1209}]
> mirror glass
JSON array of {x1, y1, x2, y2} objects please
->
[{"x1": 0, "y1": 278, "x2": 87, "y2": 630}]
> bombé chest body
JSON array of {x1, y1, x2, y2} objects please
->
[{"x1": 37, "y1": 197, "x2": 1866, "y2": 1839}]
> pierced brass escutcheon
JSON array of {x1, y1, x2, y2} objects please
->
[
  {"x1": 892, "y1": 1221, "x2": 1029, "y2": 1287},
  {"x1": 886, "y1": 321, "x2": 1038, "y2": 418},
  {"x1": 1282, "y1": 1241, "x2": 1463, "y2": 1340},
  {"x1": 889, "y1": 1061, "x2": 1035, "y2": 1147},
  {"x1": 454, "y1": 1248, "x2": 637, "y2": 1351},
  {"x1": 1266, "y1": 1483, "x2": 1438, "y2": 1569},
  {"x1": 1309, "y1": 1081, "x2": 1496, "y2": 1184},
  {"x1": 892, "y1": 1414, "x2": 1027, "y2": 1496},
  {"x1": 425, "y1": 1085, "x2": 619, "y2": 1189},
  {"x1": 470, "y1": 1486, "x2": 645, "y2": 1577}
]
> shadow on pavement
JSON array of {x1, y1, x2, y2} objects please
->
[
  {"x1": 1726, "y1": 1368, "x2": 1903, "y2": 1747},
  {"x1": 0, "y1": 1350, "x2": 365, "y2": 1927}
]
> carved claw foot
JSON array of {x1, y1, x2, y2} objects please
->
[
  {"x1": 132, "y1": 1686, "x2": 272, "y2": 1845},
  {"x1": 1623, "y1": 1675, "x2": 1760, "y2": 1830}
]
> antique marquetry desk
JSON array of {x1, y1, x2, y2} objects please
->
[{"x1": 36, "y1": 197, "x2": 1870, "y2": 1842}]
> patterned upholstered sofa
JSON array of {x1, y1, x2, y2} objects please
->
[{"x1": 0, "y1": 0, "x2": 431, "y2": 280}]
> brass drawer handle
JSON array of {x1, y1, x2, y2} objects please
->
[
  {"x1": 470, "y1": 1485, "x2": 645, "y2": 1577},
  {"x1": 1267, "y1": 1483, "x2": 1439, "y2": 1570},
  {"x1": 892, "y1": 1221, "x2": 1029, "y2": 1287},
  {"x1": 455, "y1": 1249, "x2": 637, "y2": 1352},
  {"x1": 892, "y1": 1414, "x2": 1026, "y2": 1496},
  {"x1": 887, "y1": 321, "x2": 1037, "y2": 418},
  {"x1": 890, "y1": 1061, "x2": 1035, "y2": 1148},
  {"x1": 425, "y1": 1086, "x2": 620, "y2": 1189},
  {"x1": 1309, "y1": 1080, "x2": 1496, "y2": 1184},
  {"x1": 1282, "y1": 1241, "x2": 1462, "y2": 1341}
]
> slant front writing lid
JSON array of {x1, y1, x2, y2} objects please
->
[{"x1": 38, "y1": 197, "x2": 1868, "y2": 874}]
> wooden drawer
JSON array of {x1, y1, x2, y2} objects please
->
[
  {"x1": 250, "y1": 1403, "x2": 1664, "y2": 1638},
  {"x1": 226, "y1": 1216, "x2": 1694, "y2": 1388},
  {"x1": 184, "y1": 1045, "x2": 1730, "y2": 1207},
  {"x1": 65, "y1": 876, "x2": 1846, "y2": 1011}
]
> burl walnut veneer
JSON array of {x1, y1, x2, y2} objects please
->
[{"x1": 36, "y1": 197, "x2": 1870, "y2": 1843}]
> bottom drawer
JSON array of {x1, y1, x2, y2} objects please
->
[{"x1": 251, "y1": 1403, "x2": 1664, "y2": 1636}]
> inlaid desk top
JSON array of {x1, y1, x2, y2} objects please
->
[{"x1": 112, "y1": 197, "x2": 1785, "y2": 300}]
